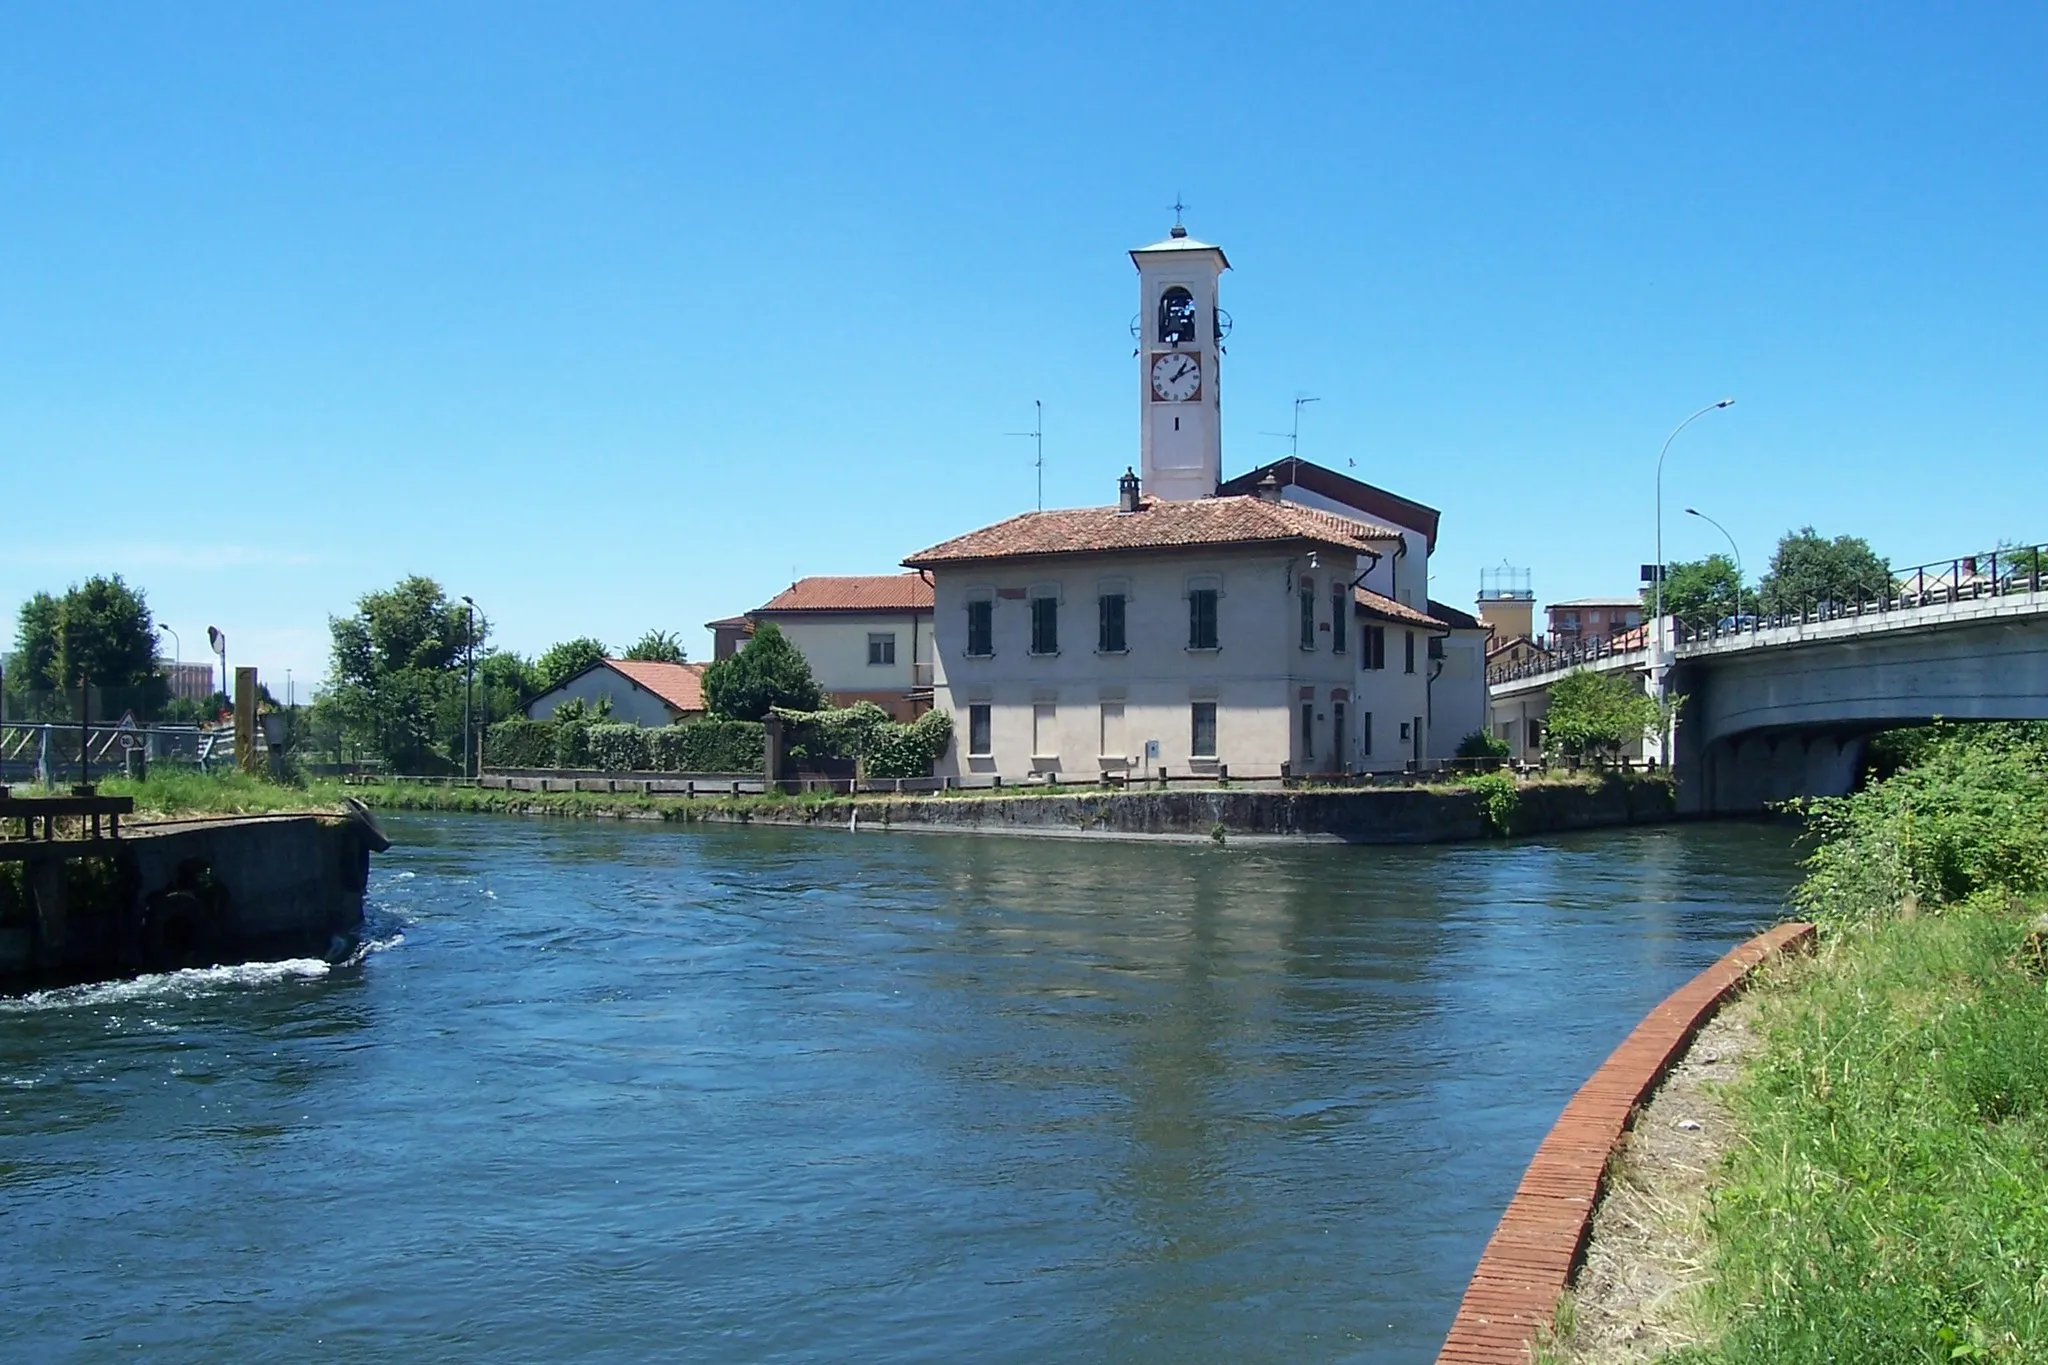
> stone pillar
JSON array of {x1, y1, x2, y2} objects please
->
[
  {"x1": 235, "y1": 667, "x2": 258, "y2": 775},
  {"x1": 762, "y1": 714, "x2": 786, "y2": 794}
]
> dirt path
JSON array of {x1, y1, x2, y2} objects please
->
[{"x1": 1542, "y1": 996, "x2": 1760, "y2": 1361}]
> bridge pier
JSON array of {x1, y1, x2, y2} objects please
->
[{"x1": 1676, "y1": 725, "x2": 1865, "y2": 816}]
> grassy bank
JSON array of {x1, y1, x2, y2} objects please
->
[{"x1": 1671, "y1": 725, "x2": 2048, "y2": 1362}]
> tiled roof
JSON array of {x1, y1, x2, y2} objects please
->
[
  {"x1": 1428, "y1": 598, "x2": 1486, "y2": 630},
  {"x1": 1354, "y1": 586, "x2": 1448, "y2": 628},
  {"x1": 752, "y1": 574, "x2": 934, "y2": 614},
  {"x1": 1550, "y1": 597, "x2": 1643, "y2": 609},
  {"x1": 703, "y1": 614, "x2": 753, "y2": 631},
  {"x1": 903, "y1": 495, "x2": 1400, "y2": 569},
  {"x1": 602, "y1": 659, "x2": 706, "y2": 714},
  {"x1": 1216, "y1": 458, "x2": 1441, "y2": 550}
]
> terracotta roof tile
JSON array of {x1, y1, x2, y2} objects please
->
[
  {"x1": 1354, "y1": 586, "x2": 1447, "y2": 628},
  {"x1": 601, "y1": 659, "x2": 706, "y2": 714},
  {"x1": 752, "y1": 574, "x2": 934, "y2": 614},
  {"x1": 903, "y1": 495, "x2": 1400, "y2": 569}
]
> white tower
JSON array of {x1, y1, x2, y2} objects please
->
[{"x1": 1132, "y1": 220, "x2": 1230, "y2": 501}]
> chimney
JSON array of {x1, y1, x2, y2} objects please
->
[
  {"x1": 1118, "y1": 467, "x2": 1142, "y2": 513},
  {"x1": 1255, "y1": 473, "x2": 1282, "y2": 504}
]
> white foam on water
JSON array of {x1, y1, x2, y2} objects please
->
[{"x1": 0, "y1": 958, "x2": 332, "y2": 1013}]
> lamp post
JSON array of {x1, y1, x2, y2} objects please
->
[
  {"x1": 1654, "y1": 401, "x2": 1735, "y2": 646},
  {"x1": 1685, "y1": 507, "x2": 1744, "y2": 632},
  {"x1": 460, "y1": 596, "x2": 477, "y2": 780}
]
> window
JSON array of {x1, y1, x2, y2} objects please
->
[
  {"x1": 1331, "y1": 588, "x2": 1348, "y2": 653},
  {"x1": 1299, "y1": 577, "x2": 1316, "y2": 650},
  {"x1": 1404, "y1": 630, "x2": 1416, "y2": 674},
  {"x1": 1157, "y1": 285, "x2": 1197, "y2": 345},
  {"x1": 1191, "y1": 701, "x2": 1217, "y2": 758},
  {"x1": 1332, "y1": 700, "x2": 1346, "y2": 766},
  {"x1": 867, "y1": 633, "x2": 896, "y2": 666},
  {"x1": 1427, "y1": 636, "x2": 1445, "y2": 661},
  {"x1": 1362, "y1": 625, "x2": 1386, "y2": 670},
  {"x1": 966, "y1": 600, "x2": 993, "y2": 657},
  {"x1": 1400, "y1": 720, "x2": 1411, "y2": 741},
  {"x1": 968, "y1": 704, "x2": 992, "y2": 756},
  {"x1": 1100, "y1": 702, "x2": 1126, "y2": 758},
  {"x1": 1188, "y1": 588, "x2": 1219, "y2": 650},
  {"x1": 1032, "y1": 703, "x2": 1057, "y2": 757},
  {"x1": 1098, "y1": 593, "x2": 1127, "y2": 653},
  {"x1": 1030, "y1": 595, "x2": 1059, "y2": 655},
  {"x1": 1299, "y1": 701, "x2": 1315, "y2": 759},
  {"x1": 1361, "y1": 710, "x2": 1373, "y2": 756}
]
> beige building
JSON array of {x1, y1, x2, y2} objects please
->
[
  {"x1": 525, "y1": 659, "x2": 707, "y2": 728},
  {"x1": 905, "y1": 477, "x2": 1404, "y2": 780},
  {"x1": 744, "y1": 575, "x2": 935, "y2": 721}
]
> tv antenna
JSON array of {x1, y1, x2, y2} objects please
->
[
  {"x1": 1006, "y1": 399, "x2": 1044, "y2": 511},
  {"x1": 1260, "y1": 395, "x2": 1321, "y2": 466}
]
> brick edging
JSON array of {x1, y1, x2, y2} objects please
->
[{"x1": 1434, "y1": 920, "x2": 1815, "y2": 1364}]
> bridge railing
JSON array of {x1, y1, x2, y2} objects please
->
[
  {"x1": 1674, "y1": 541, "x2": 2048, "y2": 647},
  {"x1": 1487, "y1": 632, "x2": 1647, "y2": 684}
]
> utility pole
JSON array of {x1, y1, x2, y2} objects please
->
[
  {"x1": 1007, "y1": 400, "x2": 1044, "y2": 511},
  {"x1": 1261, "y1": 396, "x2": 1321, "y2": 471},
  {"x1": 461, "y1": 596, "x2": 478, "y2": 780}
]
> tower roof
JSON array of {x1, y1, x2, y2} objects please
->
[{"x1": 1131, "y1": 225, "x2": 1230, "y2": 269}]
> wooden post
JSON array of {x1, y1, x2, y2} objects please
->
[{"x1": 235, "y1": 668, "x2": 258, "y2": 774}]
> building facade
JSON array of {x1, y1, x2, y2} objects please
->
[
  {"x1": 746, "y1": 575, "x2": 935, "y2": 721},
  {"x1": 525, "y1": 659, "x2": 706, "y2": 728},
  {"x1": 1546, "y1": 598, "x2": 1643, "y2": 651}
]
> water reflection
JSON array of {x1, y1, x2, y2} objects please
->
[{"x1": 0, "y1": 815, "x2": 1799, "y2": 1363}]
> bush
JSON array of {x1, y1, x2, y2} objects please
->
[
  {"x1": 484, "y1": 719, "x2": 556, "y2": 769},
  {"x1": 649, "y1": 719, "x2": 765, "y2": 773},
  {"x1": 866, "y1": 708, "x2": 953, "y2": 779},
  {"x1": 702, "y1": 621, "x2": 823, "y2": 720},
  {"x1": 1462, "y1": 770, "x2": 1520, "y2": 836},
  {"x1": 1456, "y1": 729, "x2": 1511, "y2": 760},
  {"x1": 585, "y1": 722, "x2": 652, "y2": 773},
  {"x1": 554, "y1": 718, "x2": 592, "y2": 770},
  {"x1": 770, "y1": 703, "x2": 953, "y2": 779},
  {"x1": 1543, "y1": 668, "x2": 1662, "y2": 759}
]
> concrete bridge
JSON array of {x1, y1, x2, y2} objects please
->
[{"x1": 1488, "y1": 558, "x2": 2048, "y2": 813}]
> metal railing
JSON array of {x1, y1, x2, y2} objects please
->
[
  {"x1": 1488, "y1": 631, "x2": 1648, "y2": 684},
  {"x1": 1674, "y1": 542, "x2": 2048, "y2": 647}
]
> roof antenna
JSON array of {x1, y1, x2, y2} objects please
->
[
  {"x1": 1006, "y1": 399, "x2": 1044, "y2": 511},
  {"x1": 1260, "y1": 395, "x2": 1321, "y2": 476}
]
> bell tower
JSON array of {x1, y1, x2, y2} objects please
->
[{"x1": 1132, "y1": 217, "x2": 1229, "y2": 501}]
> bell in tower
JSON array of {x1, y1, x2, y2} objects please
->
[{"x1": 1131, "y1": 215, "x2": 1230, "y2": 501}]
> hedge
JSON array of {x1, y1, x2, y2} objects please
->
[{"x1": 482, "y1": 717, "x2": 765, "y2": 773}]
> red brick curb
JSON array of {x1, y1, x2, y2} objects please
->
[{"x1": 1434, "y1": 920, "x2": 1815, "y2": 1364}]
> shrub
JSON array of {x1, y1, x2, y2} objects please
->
[
  {"x1": 1463, "y1": 770, "x2": 1520, "y2": 836},
  {"x1": 585, "y1": 722, "x2": 652, "y2": 773},
  {"x1": 866, "y1": 708, "x2": 953, "y2": 779},
  {"x1": 702, "y1": 621, "x2": 823, "y2": 720},
  {"x1": 1456, "y1": 729, "x2": 1511, "y2": 760},
  {"x1": 483, "y1": 719, "x2": 556, "y2": 769},
  {"x1": 1543, "y1": 668, "x2": 1661, "y2": 759},
  {"x1": 648, "y1": 719, "x2": 764, "y2": 773},
  {"x1": 770, "y1": 703, "x2": 953, "y2": 779},
  {"x1": 554, "y1": 718, "x2": 592, "y2": 770}
]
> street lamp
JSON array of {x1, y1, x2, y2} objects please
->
[
  {"x1": 460, "y1": 596, "x2": 477, "y2": 780},
  {"x1": 1654, "y1": 400, "x2": 1735, "y2": 647},
  {"x1": 1685, "y1": 507, "x2": 1744, "y2": 632}
]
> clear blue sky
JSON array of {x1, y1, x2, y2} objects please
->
[{"x1": 5, "y1": 4, "x2": 2045, "y2": 689}]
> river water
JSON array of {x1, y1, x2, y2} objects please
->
[{"x1": 1, "y1": 815, "x2": 1800, "y2": 1363}]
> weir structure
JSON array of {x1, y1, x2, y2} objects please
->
[
  {"x1": 1488, "y1": 545, "x2": 2048, "y2": 813},
  {"x1": 0, "y1": 791, "x2": 391, "y2": 989}
]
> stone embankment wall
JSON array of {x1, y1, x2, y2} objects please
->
[
  {"x1": 726, "y1": 776, "x2": 1675, "y2": 844},
  {"x1": 1, "y1": 807, "x2": 389, "y2": 989}
]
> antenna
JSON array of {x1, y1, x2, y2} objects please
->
[
  {"x1": 1006, "y1": 399, "x2": 1044, "y2": 511},
  {"x1": 1260, "y1": 395, "x2": 1321, "y2": 463}
]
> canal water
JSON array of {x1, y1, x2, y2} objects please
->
[{"x1": 1, "y1": 816, "x2": 1801, "y2": 1363}]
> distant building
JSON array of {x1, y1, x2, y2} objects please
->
[
  {"x1": 525, "y1": 659, "x2": 707, "y2": 727},
  {"x1": 161, "y1": 660, "x2": 216, "y2": 702},
  {"x1": 743, "y1": 574, "x2": 936, "y2": 721},
  {"x1": 1427, "y1": 599, "x2": 1492, "y2": 759},
  {"x1": 1475, "y1": 565, "x2": 1536, "y2": 645},
  {"x1": 1546, "y1": 598, "x2": 1643, "y2": 652},
  {"x1": 704, "y1": 616, "x2": 753, "y2": 662}
]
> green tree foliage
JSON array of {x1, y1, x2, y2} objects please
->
[
  {"x1": 7, "y1": 576, "x2": 170, "y2": 718},
  {"x1": 1758, "y1": 527, "x2": 1891, "y2": 615},
  {"x1": 533, "y1": 637, "x2": 608, "y2": 694},
  {"x1": 1455, "y1": 729, "x2": 1512, "y2": 760},
  {"x1": 325, "y1": 575, "x2": 483, "y2": 772},
  {"x1": 702, "y1": 621, "x2": 823, "y2": 720},
  {"x1": 622, "y1": 630, "x2": 688, "y2": 664},
  {"x1": 474, "y1": 649, "x2": 539, "y2": 725},
  {"x1": 1542, "y1": 668, "x2": 1660, "y2": 759},
  {"x1": 1641, "y1": 553, "x2": 1756, "y2": 628}
]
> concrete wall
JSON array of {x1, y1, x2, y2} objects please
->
[
  {"x1": 759, "y1": 611, "x2": 933, "y2": 697},
  {"x1": 1429, "y1": 625, "x2": 1490, "y2": 760},
  {"x1": 527, "y1": 666, "x2": 680, "y2": 728},
  {"x1": 929, "y1": 548, "x2": 1363, "y2": 780}
]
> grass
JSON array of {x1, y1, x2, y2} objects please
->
[{"x1": 1675, "y1": 897, "x2": 2048, "y2": 1362}]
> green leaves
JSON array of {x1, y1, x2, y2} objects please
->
[
  {"x1": 701, "y1": 622, "x2": 823, "y2": 721},
  {"x1": 1542, "y1": 668, "x2": 1660, "y2": 760},
  {"x1": 325, "y1": 576, "x2": 487, "y2": 772},
  {"x1": 8, "y1": 575, "x2": 169, "y2": 717},
  {"x1": 532, "y1": 638, "x2": 608, "y2": 694},
  {"x1": 1758, "y1": 527, "x2": 1892, "y2": 615},
  {"x1": 1643, "y1": 553, "x2": 1755, "y2": 628},
  {"x1": 622, "y1": 630, "x2": 688, "y2": 665}
]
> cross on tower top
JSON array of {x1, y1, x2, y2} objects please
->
[{"x1": 1169, "y1": 193, "x2": 1188, "y2": 238}]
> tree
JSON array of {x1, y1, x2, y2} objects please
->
[
  {"x1": 326, "y1": 575, "x2": 483, "y2": 772},
  {"x1": 702, "y1": 621, "x2": 823, "y2": 720},
  {"x1": 533, "y1": 637, "x2": 608, "y2": 694},
  {"x1": 1641, "y1": 554, "x2": 1755, "y2": 629},
  {"x1": 623, "y1": 629, "x2": 688, "y2": 664},
  {"x1": 8, "y1": 576, "x2": 169, "y2": 718},
  {"x1": 1543, "y1": 668, "x2": 1660, "y2": 760},
  {"x1": 1758, "y1": 528, "x2": 1891, "y2": 615}
]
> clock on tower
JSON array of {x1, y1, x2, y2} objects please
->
[{"x1": 1131, "y1": 218, "x2": 1230, "y2": 501}]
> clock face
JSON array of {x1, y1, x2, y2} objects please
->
[{"x1": 1150, "y1": 351, "x2": 1202, "y2": 402}]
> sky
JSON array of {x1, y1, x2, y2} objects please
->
[{"x1": 5, "y1": 4, "x2": 2046, "y2": 690}]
